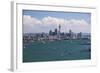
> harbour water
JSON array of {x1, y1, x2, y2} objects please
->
[{"x1": 23, "y1": 39, "x2": 91, "y2": 62}]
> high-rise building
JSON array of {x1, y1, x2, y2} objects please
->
[{"x1": 58, "y1": 24, "x2": 61, "y2": 39}]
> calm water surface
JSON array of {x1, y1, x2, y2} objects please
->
[{"x1": 23, "y1": 39, "x2": 91, "y2": 62}]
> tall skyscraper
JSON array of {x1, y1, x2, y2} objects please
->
[
  {"x1": 59, "y1": 24, "x2": 61, "y2": 33},
  {"x1": 58, "y1": 24, "x2": 61, "y2": 39}
]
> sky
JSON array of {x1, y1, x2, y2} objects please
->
[{"x1": 23, "y1": 10, "x2": 91, "y2": 33}]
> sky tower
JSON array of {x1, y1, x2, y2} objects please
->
[
  {"x1": 59, "y1": 24, "x2": 61, "y2": 32},
  {"x1": 58, "y1": 24, "x2": 61, "y2": 40}
]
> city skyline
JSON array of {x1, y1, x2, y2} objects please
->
[{"x1": 23, "y1": 10, "x2": 91, "y2": 33}]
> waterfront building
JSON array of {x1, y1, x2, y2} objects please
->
[{"x1": 23, "y1": 24, "x2": 91, "y2": 43}]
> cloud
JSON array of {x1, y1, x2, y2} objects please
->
[
  {"x1": 65, "y1": 19, "x2": 90, "y2": 33},
  {"x1": 42, "y1": 16, "x2": 66, "y2": 26},
  {"x1": 23, "y1": 15, "x2": 90, "y2": 33},
  {"x1": 23, "y1": 15, "x2": 42, "y2": 33},
  {"x1": 23, "y1": 15, "x2": 41, "y2": 25}
]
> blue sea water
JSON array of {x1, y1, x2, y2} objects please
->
[{"x1": 23, "y1": 39, "x2": 91, "y2": 62}]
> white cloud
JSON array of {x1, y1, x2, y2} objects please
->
[
  {"x1": 23, "y1": 15, "x2": 42, "y2": 33},
  {"x1": 23, "y1": 15, "x2": 90, "y2": 33},
  {"x1": 23, "y1": 15, "x2": 41, "y2": 25},
  {"x1": 42, "y1": 16, "x2": 66, "y2": 26},
  {"x1": 65, "y1": 19, "x2": 90, "y2": 33}
]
